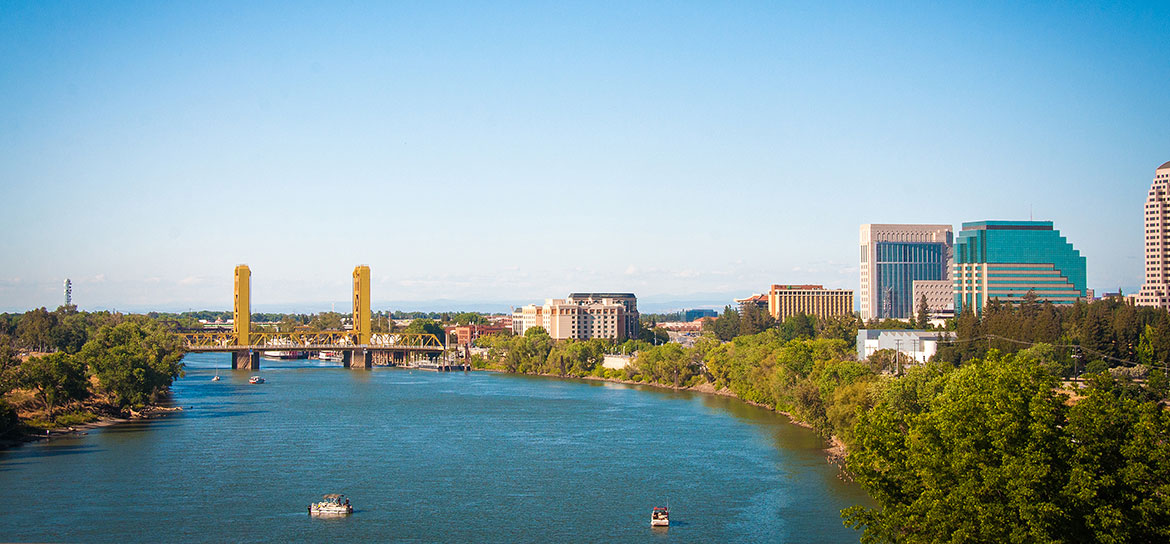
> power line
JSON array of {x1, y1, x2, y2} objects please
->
[{"x1": 936, "y1": 333, "x2": 1170, "y2": 372}]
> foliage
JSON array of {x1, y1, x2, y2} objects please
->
[
  {"x1": 403, "y1": 319, "x2": 447, "y2": 345},
  {"x1": 0, "y1": 400, "x2": 17, "y2": 437},
  {"x1": 78, "y1": 317, "x2": 185, "y2": 408},
  {"x1": 20, "y1": 352, "x2": 89, "y2": 417},
  {"x1": 845, "y1": 351, "x2": 1170, "y2": 543}
]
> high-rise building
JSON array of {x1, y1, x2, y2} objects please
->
[
  {"x1": 860, "y1": 224, "x2": 953, "y2": 320},
  {"x1": 512, "y1": 293, "x2": 639, "y2": 341},
  {"x1": 767, "y1": 284, "x2": 854, "y2": 322},
  {"x1": 1137, "y1": 161, "x2": 1170, "y2": 308},
  {"x1": 953, "y1": 221, "x2": 1086, "y2": 314}
]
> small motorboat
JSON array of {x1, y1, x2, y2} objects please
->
[
  {"x1": 211, "y1": 375, "x2": 221, "y2": 381},
  {"x1": 651, "y1": 506, "x2": 669, "y2": 527},
  {"x1": 310, "y1": 494, "x2": 353, "y2": 516},
  {"x1": 249, "y1": 376, "x2": 265, "y2": 384}
]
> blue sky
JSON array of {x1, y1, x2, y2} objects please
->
[{"x1": 2, "y1": 1, "x2": 1168, "y2": 312}]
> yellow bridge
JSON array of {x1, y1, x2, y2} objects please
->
[{"x1": 181, "y1": 265, "x2": 444, "y2": 369}]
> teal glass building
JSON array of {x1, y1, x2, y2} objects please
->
[{"x1": 953, "y1": 221, "x2": 1086, "y2": 314}]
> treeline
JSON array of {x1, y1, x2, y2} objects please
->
[
  {"x1": 474, "y1": 324, "x2": 884, "y2": 447},
  {"x1": 937, "y1": 294, "x2": 1170, "y2": 377},
  {"x1": 0, "y1": 307, "x2": 185, "y2": 438}
]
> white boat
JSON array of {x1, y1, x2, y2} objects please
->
[
  {"x1": 651, "y1": 507, "x2": 669, "y2": 527},
  {"x1": 249, "y1": 376, "x2": 265, "y2": 384},
  {"x1": 317, "y1": 350, "x2": 344, "y2": 362},
  {"x1": 310, "y1": 494, "x2": 353, "y2": 516},
  {"x1": 211, "y1": 375, "x2": 221, "y2": 381}
]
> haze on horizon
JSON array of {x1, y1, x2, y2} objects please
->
[{"x1": 2, "y1": 2, "x2": 1168, "y2": 314}]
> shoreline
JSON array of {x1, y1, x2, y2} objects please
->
[{"x1": 0, "y1": 404, "x2": 183, "y2": 451}]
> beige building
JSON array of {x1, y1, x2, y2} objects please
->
[
  {"x1": 1138, "y1": 161, "x2": 1170, "y2": 308},
  {"x1": 911, "y1": 279, "x2": 954, "y2": 318},
  {"x1": 859, "y1": 224, "x2": 953, "y2": 320},
  {"x1": 767, "y1": 284, "x2": 854, "y2": 322},
  {"x1": 512, "y1": 293, "x2": 638, "y2": 341}
]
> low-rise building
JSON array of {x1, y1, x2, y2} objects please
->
[
  {"x1": 451, "y1": 324, "x2": 508, "y2": 346},
  {"x1": 767, "y1": 284, "x2": 854, "y2": 322},
  {"x1": 857, "y1": 329, "x2": 944, "y2": 364}
]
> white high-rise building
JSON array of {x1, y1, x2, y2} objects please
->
[
  {"x1": 860, "y1": 224, "x2": 953, "y2": 321},
  {"x1": 1137, "y1": 161, "x2": 1170, "y2": 308}
]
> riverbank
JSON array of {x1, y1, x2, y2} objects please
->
[{"x1": 0, "y1": 398, "x2": 182, "y2": 451}]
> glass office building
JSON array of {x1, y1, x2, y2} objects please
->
[
  {"x1": 953, "y1": 221, "x2": 1086, "y2": 314},
  {"x1": 860, "y1": 224, "x2": 953, "y2": 320}
]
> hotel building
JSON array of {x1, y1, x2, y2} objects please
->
[
  {"x1": 512, "y1": 293, "x2": 639, "y2": 341},
  {"x1": 767, "y1": 284, "x2": 854, "y2": 322},
  {"x1": 1137, "y1": 161, "x2": 1170, "y2": 309},
  {"x1": 859, "y1": 224, "x2": 953, "y2": 320},
  {"x1": 953, "y1": 221, "x2": 1086, "y2": 314}
]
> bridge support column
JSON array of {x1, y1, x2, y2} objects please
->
[
  {"x1": 344, "y1": 349, "x2": 371, "y2": 369},
  {"x1": 232, "y1": 350, "x2": 259, "y2": 370}
]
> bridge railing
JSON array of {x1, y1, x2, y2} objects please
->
[{"x1": 179, "y1": 330, "x2": 444, "y2": 350}]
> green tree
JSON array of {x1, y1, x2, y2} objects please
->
[
  {"x1": 845, "y1": 353, "x2": 1170, "y2": 543},
  {"x1": 20, "y1": 352, "x2": 89, "y2": 418},
  {"x1": 915, "y1": 294, "x2": 929, "y2": 329},
  {"x1": 78, "y1": 318, "x2": 185, "y2": 409},
  {"x1": 17, "y1": 307, "x2": 54, "y2": 352},
  {"x1": 404, "y1": 318, "x2": 448, "y2": 346}
]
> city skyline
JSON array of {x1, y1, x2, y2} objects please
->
[{"x1": 3, "y1": 3, "x2": 1169, "y2": 312}]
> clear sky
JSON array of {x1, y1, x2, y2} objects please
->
[{"x1": 2, "y1": 1, "x2": 1168, "y2": 313}]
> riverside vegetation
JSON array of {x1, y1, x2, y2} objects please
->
[
  {"x1": 0, "y1": 306, "x2": 185, "y2": 441},
  {"x1": 475, "y1": 296, "x2": 1170, "y2": 542}
]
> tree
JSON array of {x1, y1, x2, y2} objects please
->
[
  {"x1": 404, "y1": 318, "x2": 448, "y2": 346},
  {"x1": 17, "y1": 307, "x2": 54, "y2": 352},
  {"x1": 79, "y1": 318, "x2": 184, "y2": 408},
  {"x1": 915, "y1": 294, "x2": 929, "y2": 329},
  {"x1": 845, "y1": 352, "x2": 1170, "y2": 543},
  {"x1": 20, "y1": 352, "x2": 88, "y2": 418},
  {"x1": 307, "y1": 312, "x2": 344, "y2": 331}
]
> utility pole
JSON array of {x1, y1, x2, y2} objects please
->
[{"x1": 894, "y1": 338, "x2": 903, "y2": 376}]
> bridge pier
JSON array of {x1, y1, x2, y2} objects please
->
[
  {"x1": 232, "y1": 350, "x2": 260, "y2": 370},
  {"x1": 344, "y1": 349, "x2": 371, "y2": 369}
]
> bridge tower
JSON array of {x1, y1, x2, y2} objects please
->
[
  {"x1": 348, "y1": 265, "x2": 372, "y2": 369},
  {"x1": 232, "y1": 264, "x2": 259, "y2": 370}
]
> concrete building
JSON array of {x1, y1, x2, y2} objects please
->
[
  {"x1": 911, "y1": 279, "x2": 955, "y2": 319},
  {"x1": 767, "y1": 284, "x2": 854, "y2": 322},
  {"x1": 450, "y1": 324, "x2": 508, "y2": 346},
  {"x1": 1138, "y1": 161, "x2": 1170, "y2": 308},
  {"x1": 857, "y1": 329, "x2": 944, "y2": 365},
  {"x1": 512, "y1": 293, "x2": 639, "y2": 341},
  {"x1": 954, "y1": 221, "x2": 1086, "y2": 314},
  {"x1": 860, "y1": 224, "x2": 953, "y2": 320}
]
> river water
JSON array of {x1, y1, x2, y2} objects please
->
[{"x1": 0, "y1": 353, "x2": 869, "y2": 542}]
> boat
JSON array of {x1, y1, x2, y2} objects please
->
[
  {"x1": 211, "y1": 375, "x2": 221, "y2": 381},
  {"x1": 310, "y1": 494, "x2": 353, "y2": 516},
  {"x1": 317, "y1": 350, "x2": 344, "y2": 362},
  {"x1": 651, "y1": 506, "x2": 669, "y2": 527},
  {"x1": 249, "y1": 376, "x2": 265, "y2": 384}
]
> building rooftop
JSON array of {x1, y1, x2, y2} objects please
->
[
  {"x1": 961, "y1": 220, "x2": 1053, "y2": 231},
  {"x1": 1159, "y1": 161, "x2": 1170, "y2": 170}
]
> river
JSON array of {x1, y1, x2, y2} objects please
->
[{"x1": 0, "y1": 352, "x2": 870, "y2": 542}]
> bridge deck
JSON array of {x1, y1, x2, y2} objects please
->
[{"x1": 186, "y1": 344, "x2": 444, "y2": 352}]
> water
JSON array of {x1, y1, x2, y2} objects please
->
[{"x1": 0, "y1": 353, "x2": 870, "y2": 542}]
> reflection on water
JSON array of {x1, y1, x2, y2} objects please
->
[{"x1": 0, "y1": 352, "x2": 870, "y2": 543}]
